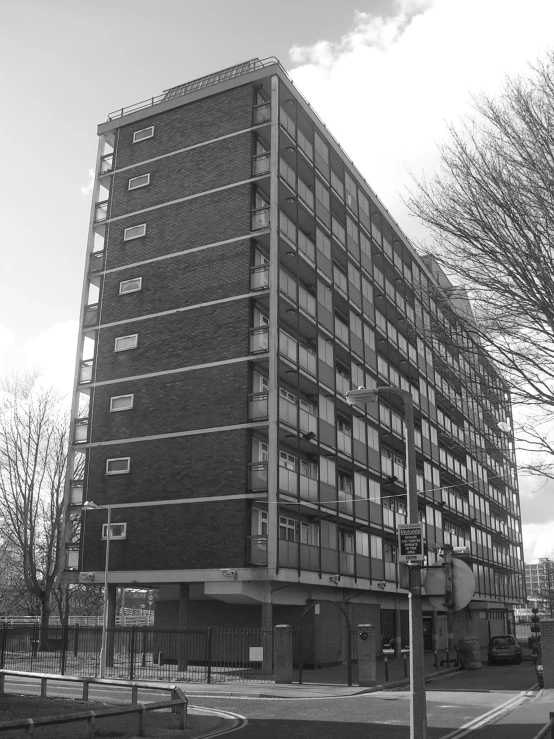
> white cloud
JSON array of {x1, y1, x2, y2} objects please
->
[
  {"x1": 0, "y1": 325, "x2": 14, "y2": 348},
  {"x1": 80, "y1": 168, "x2": 95, "y2": 196},
  {"x1": 21, "y1": 321, "x2": 79, "y2": 397},
  {"x1": 522, "y1": 522, "x2": 554, "y2": 563},
  {"x1": 288, "y1": 0, "x2": 554, "y2": 242}
]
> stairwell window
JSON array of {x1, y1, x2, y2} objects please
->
[
  {"x1": 102, "y1": 523, "x2": 127, "y2": 539},
  {"x1": 133, "y1": 126, "x2": 154, "y2": 143},
  {"x1": 105, "y1": 457, "x2": 130, "y2": 475},
  {"x1": 114, "y1": 334, "x2": 138, "y2": 352},
  {"x1": 124, "y1": 224, "x2": 146, "y2": 241},
  {"x1": 128, "y1": 173, "x2": 150, "y2": 190}
]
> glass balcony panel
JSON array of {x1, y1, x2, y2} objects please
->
[
  {"x1": 299, "y1": 474, "x2": 318, "y2": 502},
  {"x1": 279, "y1": 210, "x2": 297, "y2": 245},
  {"x1": 298, "y1": 287, "x2": 316, "y2": 316},
  {"x1": 299, "y1": 408, "x2": 317, "y2": 435},
  {"x1": 251, "y1": 207, "x2": 270, "y2": 231},
  {"x1": 100, "y1": 154, "x2": 114, "y2": 173},
  {"x1": 253, "y1": 103, "x2": 271, "y2": 124},
  {"x1": 298, "y1": 345, "x2": 316, "y2": 375},
  {"x1": 66, "y1": 549, "x2": 80, "y2": 570},
  {"x1": 338, "y1": 490, "x2": 353, "y2": 514},
  {"x1": 335, "y1": 319, "x2": 349, "y2": 344},
  {"x1": 297, "y1": 232, "x2": 315, "y2": 262},
  {"x1": 248, "y1": 463, "x2": 268, "y2": 490},
  {"x1": 250, "y1": 265, "x2": 269, "y2": 291},
  {"x1": 95, "y1": 200, "x2": 109, "y2": 222},
  {"x1": 249, "y1": 327, "x2": 269, "y2": 353},
  {"x1": 247, "y1": 535, "x2": 268, "y2": 565},
  {"x1": 339, "y1": 552, "x2": 355, "y2": 574},
  {"x1": 337, "y1": 431, "x2": 352, "y2": 456},
  {"x1": 385, "y1": 561, "x2": 397, "y2": 581},
  {"x1": 70, "y1": 483, "x2": 84, "y2": 505},
  {"x1": 252, "y1": 153, "x2": 270, "y2": 176},
  {"x1": 336, "y1": 373, "x2": 350, "y2": 398},
  {"x1": 383, "y1": 508, "x2": 395, "y2": 528},
  {"x1": 249, "y1": 393, "x2": 268, "y2": 420},
  {"x1": 83, "y1": 304, "x2": 99, "y2": 327},
  {"x1": 79, "y1": 360, "x2": 93, "y2": 384},
  {"x1": 279, "y1": 399, "x2": 297, "y2": 426},
  {"x1": 89, "y1": 250, "x2": 105, "y2": 272},
  {"x1": 279, "y1": 466, "x2": 298, "y2": 494},
  {"x1": 74, "y1": 419, "x2": 89, "y2": 444}
]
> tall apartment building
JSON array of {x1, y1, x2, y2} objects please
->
[
  {"x1": 61, "y1": 58, "x2": 525, "y2": 656},
  {"x1": 526, "y1": 559, "x2": 553, "y2": 613}
]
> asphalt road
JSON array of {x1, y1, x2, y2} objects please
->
[{"x1": 3, "y1": 662, "x2": 540, "y2": 739}]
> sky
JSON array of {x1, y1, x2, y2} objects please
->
[{"x1": 2, "y1": 0, "x2": 553, "y2": 563}]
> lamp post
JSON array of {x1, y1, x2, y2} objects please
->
[
  {"x1": 82, "y1": 500, "x2": 111, "y2": 679},
  {"x1": 346, "y1": 386, "x2": 427, "y2": 739}
]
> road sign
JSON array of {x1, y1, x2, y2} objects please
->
[
  {"x1": 398, "y1": 523, "x2": 424, "y2": 563},
  {"x1": 423, "y1": 557, "x2": 476, "y2": 611}
]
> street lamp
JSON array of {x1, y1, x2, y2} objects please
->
[
  {"x1": 346, "y1": 386, "x2": 427, "y2": 739},
  {"x1": 82, "y1": 500, "x2": 111, "y2": 679}
]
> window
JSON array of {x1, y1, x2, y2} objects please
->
[
  {"x1": 124, "y1": 224, "x2": 146, "y2": 241},
  {"x1": 133, "y1": 126, "x2": 154, "y2": 143},
  {"x1": 128, "y1": 173, "x2": 150, "y2": 190},
  {"x1": 279, "y1": 516, "x2": 298, "y2": 542},
  {"x1": 102, "y1": 523, "x2": 127, "y2": 539},
  {"x1": 119, "y1": 277, "x2": 142, "y2": 294},
  {"x1": 114, "y1": 334, "x2": 138, "y2": 352},
  {"x1": 110, "y1": 394, "x2": 134, "y2": 412},
  {"x1": 105, "y1": 457, "x2": 130, "y2": 475}
]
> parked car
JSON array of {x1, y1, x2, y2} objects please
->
[{"x1": 488, "y1": 635, "x2": 522, "y2": 665}]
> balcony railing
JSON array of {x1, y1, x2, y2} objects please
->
[
  {"x1": 89, "y1": 250, "x2": 105, "y2": 273},
  {"x1": 95, "y1": 200, "x2": 109, "y2": 222},
  {"x1": 100, "y1": 154, "x2": 114, "y2": 174},
  {"x1": 252, "y1": 153, "x2": 271, "y2": 176},
  {"x1": 83, "y1": 304, "x2": 99, "y2": 328},
  {"x1": 250, "y1": 264, "x2": 269, "y2": 291},
  {"x1": 248, "y1": 462, "x2": 268, "y2": 490},
  {"x1": 65, "y1": 547, "x2": 80, "y2": 570},
  {"x1": 279, "y1": 467, "x2": 318, "y2": 502},
  {"x1": 249, "y1": 392, "x2": 268, "y2": 420},
  {"x1": 249, "y1": 326, "x2": 269, "y2": 353},
  {"x1": 74, "y1": 419, "x2": 89, "y2": 444},
  {"x1": 251, "y1": 207, "x2": 270, "y2": 231},
  {"x1": 70, "y1": 481, "x2": 84, "y2": 506},
  {"x1": 253, "y1": 102, "x2": 271, "y2": 125},
  {"x1": 247, "y1": 535, "x2": 268, "y2": 565},
  {"x1": 79, "y1": 360, "x2": 93, "y2": 384}
]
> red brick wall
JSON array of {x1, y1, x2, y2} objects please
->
[
  {"x1": 99, "y1": 239, "x2": 251, "y2": 325},
  {"x1": 114, "y1": 85, "x2": 254, "y2": 171}
]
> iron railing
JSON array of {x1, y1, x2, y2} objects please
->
[{"x1": 0, "y1": 625, "x2": 273, "y2": 684}]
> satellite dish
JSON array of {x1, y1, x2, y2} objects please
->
[{"x1": 423, "y1": 557, "x2": 476, "y2": 611}]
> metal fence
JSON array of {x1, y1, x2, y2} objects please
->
[{"x1": 0, "y1": 624, "x2": 274, "y2": 683}]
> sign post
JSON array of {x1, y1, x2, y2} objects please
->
[{"x1": 398, "y1": 523, "x2": 425, "y2": 564}]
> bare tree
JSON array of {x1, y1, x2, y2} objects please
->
[
  {"x1": 408, "y1": 50, "x2": 554, "y2": 476},
  {"x1": 0, "y1": 374, "x2": 68, "y2": 638}
]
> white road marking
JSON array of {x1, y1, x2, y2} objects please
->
[{"x1": 439, "y1": 690, "x2": 532, "y2": 739}]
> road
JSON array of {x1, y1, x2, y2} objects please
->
[{"x1": 3, "y1": 662, "x2": 540, "y2": 738}]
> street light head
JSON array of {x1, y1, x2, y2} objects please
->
[
  {"x1": 82, "y1": 501, "x2": 98, "y2": 510},
  {"x1": 345, "y1": 387, "x2": 380, "y2": 406}
]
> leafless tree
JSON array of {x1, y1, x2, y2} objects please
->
[
  {"x1": 0, "y1": 373, "x2": 68, "y2": 637},
  {"x1": 408, "y1": 49, "x2": 554, "y2": 477}
]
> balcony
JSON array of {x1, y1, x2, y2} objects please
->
[
  {"x1": 248, "y1": 462, "x2": 268, "y2": 491},
  {"x1": 100, "y1": 154, "x2": 114, "y2": 174},
  {"x1": 247, "y1": 535, "x2": 268, "y2": 565},
  {"x1": 249, "y1": 392, "x2": 268, "y2": 420},
  {"x1": 95, "y1": 200, "x2": 109, "y2": 222},
  {"x1": 83, "y1": 304, "x2": 99, "y2": 328},
  {"x1": 89, "y1": 250, "x2": 105, "y2": 273},
  {"x1": 253, "y1": 102, "x2": 271, "y2": 125},
  {"x1": 79, "y1": 360, "x2": 93, "y2": 384},
  {"x1": 74, "y1": 418, "x2": 89, "y2": 444},
  {"x1": 279, "y1": 466, "x2": 318, "y2": 502},
  {"x1": 65, "y1": 547, "x2": 80, "y2": 570},
  {"x1": 70, "y1": 481, "x2": 84, "y2": 505},
  {"x1": 250, "y1": 264, "x2": 269, "y2": 291},
  {"x1": 249, "y1": 326, "x2": 269, "y2": 353},
  {"x1": 252, "y1": 153, "x2": 271, "y2": 176},
  {"x1": 385, "y1": 561, "x2": 397, "y2": 581},
  {"x1": 251, "y1": 207, "x2": 270, "y2": 231},
  {"x1": 337, "y1": 430, "x2": 352, "y2": 456}
]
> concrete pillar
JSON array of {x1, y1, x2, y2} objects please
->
[
  {"x1": 357, "y1": 624, "x2": 377, "y2": 687},
  {"x1": 106, "y1": 584, "x2": 117, "y2": 668},
  {"x1": 394, "y1": 598, "x2": 402, "y2": 658},
  {"x1": 178, "y1": 584, "x2": 189, "y2": 671},
  {"x1": 274, "y1": 625, "x2": 293, "y2": 684},
  {"x1": 540, "y1": 619, "x2": 554, "y2": 688},
  {"x1": 261, "y1": 600, "x2": 273, "y2": 675}
]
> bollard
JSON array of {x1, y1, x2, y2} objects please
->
[
  {"x1": 384, "y1": 656, "x2": 389, "y2": 682},
  {"x1": 403, "y1": 653, "x2": 408, "y2": 678},
  {"x1": 357, "y1": 624, "x2": 377, "y2": 687}
]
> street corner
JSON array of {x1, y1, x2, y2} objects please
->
[{"x1": 125, "y1": 706, "x2": 246, "y2": 739}]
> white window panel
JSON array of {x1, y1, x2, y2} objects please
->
[
  {"x1": 105, "y1": 457, "x2": 130, "y2": 474},
  {"x1": 133, "y1": 126, "x2": 155, "y2": 143},
  {"x1": 119, "y1": 277, "x2": 142, "y2": 295},
  {"x1": 102, "y1": 523, "x2": 127, "y2": 539},
  {"x1": 123, "y1": 224, "x2": 146, "y2": 241},
  {"x1": 114, "y1": 334, "x2": 138, "y2": 352},
  {"x1": 110, "y1": 394, "x2": 134, "y2": 412},
  {"x1": 128, "y1": 173, "x2": 150, "y2": 190}
]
